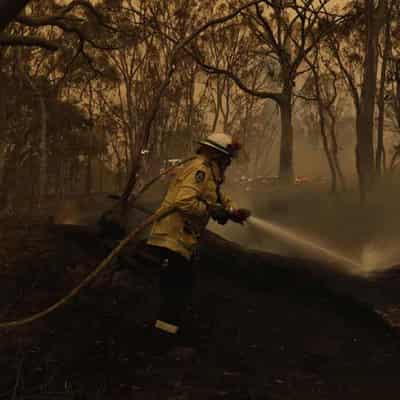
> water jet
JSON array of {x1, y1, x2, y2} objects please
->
[{"x1": 247, "y1": 216, "x2": 362, "y2": 272}]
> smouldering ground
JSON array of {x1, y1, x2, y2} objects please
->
[
  {"x1": 1, "y1": 217, "x2": 400, "y2": 399},
  {"x1": 215, "y1": 181, "x2": 400, "y2": 277}
]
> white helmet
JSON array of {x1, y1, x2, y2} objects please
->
[{"x1": 199, "y1": 133, "x2": 241, "y2": 157}]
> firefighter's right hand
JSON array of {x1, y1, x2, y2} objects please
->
[
  {"x1": 209, "y1": 203, "x2": 230, "y2": 225},
  {"x1": 229, "y1": 208, "x2": 251, "y2": 224}
]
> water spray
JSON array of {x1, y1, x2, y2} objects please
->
[{"x1": 247, "y1": 216, "x2": 362, "y2": 271}]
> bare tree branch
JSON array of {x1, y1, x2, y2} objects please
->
[
  {"x1": 293, "y1": 92, "x2": 318, "y2": 102},
  {"x1": 254, "y1": 3, "x2": 280, "y2": 55},
  {"x1": 193, "y1": 54, "x2": 282, "y2": 102},
  {"x1": 330, "y1": 38, "x2": 360, "y2": 112},
  {"x1": 15, "y1": 15, "x2": 120, "y2": 51},
  {"x1": 16, "y1": 0, "x2": 115, "y2": 33},
  {"x1": 0, "y1": 33, "x2": 59, "y2": 51},
  {"x1": 121, "y1": 0, "x2": 269, "y2": 201}
]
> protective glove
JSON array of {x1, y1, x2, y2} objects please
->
[
  {"x1": 229, "y1": 208, "x2": 252, "y2": 224},
  {"x1": 209, "y1": 203, "x2": 230, "y2": 225}
]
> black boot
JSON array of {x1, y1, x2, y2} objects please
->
[{"x1": 148, "y1": 323, "x2": 178, "y2": 357}]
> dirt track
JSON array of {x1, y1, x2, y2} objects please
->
[{"x1": 1, "y1": 217, "x2": 400, "y2": 399}]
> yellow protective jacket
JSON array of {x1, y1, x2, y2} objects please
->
[{"x1": 147, "y1": 154, "x2": 234, "y2": 260}]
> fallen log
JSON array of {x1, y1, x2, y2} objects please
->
[{"x1": 50, "y1": 204, "x2": 400, "y2": 338}]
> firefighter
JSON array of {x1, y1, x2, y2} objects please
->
[{"x1": 146, "y1": 133, "x2": 251, "y2": 347}]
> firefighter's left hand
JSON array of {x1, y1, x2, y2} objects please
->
[
  {"x1": 229, "y1": 208, "x2": 252, "y2": 224},
  {"x1": 210, "y1": 203, "x2": 230, "y2": 225}
]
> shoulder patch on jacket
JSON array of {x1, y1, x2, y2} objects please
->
[{"x1": 195, "y1": 170, "x2": 206, "y2": 183}]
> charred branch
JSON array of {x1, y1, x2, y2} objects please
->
[{"x1": 0, "y1": 33, "x2": 59, "y2": 51}]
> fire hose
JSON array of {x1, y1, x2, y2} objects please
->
[
  {"x1": 0, "y1": 206, "x2": 176, "y2": 329},
  {"x1": 0, "y1": 157, "x2": 197, "y2": 329},
  {"x1": 0, "y1": 154, "x2": 245, "y2": 329}
]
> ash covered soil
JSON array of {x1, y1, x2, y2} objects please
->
[{"x1": 1, "y1": 216, "x2": 400, "y2": 400}]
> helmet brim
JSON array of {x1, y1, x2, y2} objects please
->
[{"x1": 198, "y1": 140, "x2": 233, "y2": 157}]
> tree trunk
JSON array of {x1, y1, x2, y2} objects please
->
[
  {"x1": 389, "y1": 148, "x2": 400, "y2": 170},
  {"x1": 278, "y1": 92, "x2": 294, "y2": 182},
  {"x1": 327, "y1": 110, "x2": 346, "y2": 191},
  {"x1": 211, "y1": 78, "x2": 223, "y2": 132},
  {"x1": 311, "y1": 62, "x2": 338, "y2": 193},
  {"x1": 29, "y1": 146, "x2": 35, "y2": 214},
  {"x1": 19, "y1": 55, "x2": 47, "y2": 207},
  {"x1": 357, "y1": 0, "x2": 387, "y2": 202},
  {"x1": 86, "y1": 152, "x2": 93, "y2": 195},
  {"x1": 38, "y1": 91, "x2": 47, "y2": 206},
  {"x1": 376, "y1": 4, "x2": 392, "y2": 176},
  {"x1": 58, "y1": 201, "x2": 400, "y2": 341},
  {"x1": 317, "y1": 106, "x2": 337, "y2": 193},
  {"x1": 99, "y1": 154, "x2": 104, "y2": 193},
  {"x1": 121, "y1": 54, "x2": 178, "y2": 205},
  {"x1": 0, "y1": 148, "x2": 18, "y2": 213},
  {"x1": 86, "y1": 86, "x2": 94, "y2": 196}
]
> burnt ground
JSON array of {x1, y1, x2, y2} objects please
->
[{"x1": 1, "y1": 216, "x2": 400, "y2": 400}]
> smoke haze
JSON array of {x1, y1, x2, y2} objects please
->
[{"x1": 212, "y1": 176, "x2": 400, "y2": 276}]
